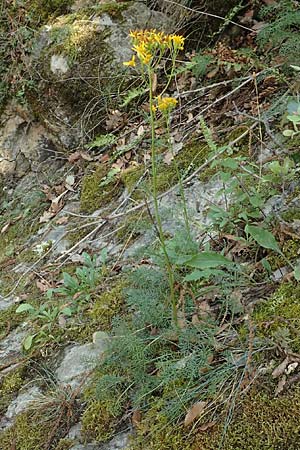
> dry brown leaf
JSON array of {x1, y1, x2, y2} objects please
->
[
  {"x1": 56, "y1": 216, "x2": 69, "y2": 225},
  {"x1": 36, "y1": 280, "x2": 50, "y2": 293},
  {"x1": 68, "y1": 151, "x2": 82, "y2": 163},
  {"x1": 132, "y1": 410, "x2": 142, "y2": 428},
  {"x1": 272, "y1": 357, "x2": 289, "y2": 379},
  {"x1": 163, "y1": 151, "x2": 174, "y2": 165},
  {"x1": 198, "y1": 421, "x2": 216, "y2": 432},
  {"x1": 206, "y1": 67, "x2": 219, "y2": 79},
  {"x1": 184, "y1": 401, "x2": 208, "y2": 427},
  {"x1": 39, "y1": 210, "x2": 55, "y2": 223},
  {"x1": 1, "y1": 222, "x2": 11, "y2": 234},
  {"x1": 151, "y1": 72, "x2": 158, "y2": 94},
  {"x1": 275, "y1": 375, "x2": 286, "y2": 396}
]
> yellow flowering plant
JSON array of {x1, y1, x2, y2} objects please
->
[{"x1": 123, "y1": 29, "x2": 186, "y2": 325}]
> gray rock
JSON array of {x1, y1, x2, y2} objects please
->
[
  {"x1": 0, "y1": 103, "x2": 59, "y2": 178},
  {"x1": 69, "y1": 431, "x2": 130, "y2": 450},
  {"x1": 0, "y1": 295, "x2": 16, "y2": 311},
  {"x1": 42, "y1": 225, "x2": 70, "y2": 256},
  {"x1": 5, "y1": 385, "x2": 41, "y2": 419},
  {"x1": 50, "y1": 54, "x2": 69, "y2": 74},
  {"x1": 30, "y1": 1, "x2": 169, "y2": 149},
  {"x1": 56, "y1": 334, "x2": 109, "y2": 387},
  {"x1": 0, "y1": 328, "x2": 27, "y2": 366},
  {"x1": 100, "y1": 431, "x2": 130, "y2": 450}
]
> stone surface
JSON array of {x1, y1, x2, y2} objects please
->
[
  {"x1": 5, "y1": 385, "x2": 41, "y2": 419},
  {"x1": 0, "y1": 295, "x2": 16, "y2": 311},
  {"x1": 55, "y1": 333, "x2": 109, "y2": 387},
  {"x1": 124, "y1": 178, "x2": 224, "y2": 258},
  {"x1": 50, "y1": 54, "x2": 69, "y2": 74},
  {"x1": 69, "y1": 430, "x2": 130, "y2": 450},
  {"x1": 29, "y1": 1, "x2": 169, "y2": 148},
  {"x1": 0, "y1": 328, "x2": 27, "y2": 367},
  {"x1": 0, "y1": 103, "x2": 59, "y2": 178}
]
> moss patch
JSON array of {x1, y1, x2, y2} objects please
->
[
  {"x1": 81, "y1": 398, "x2": 122, "y2": 442},
  {"x1": 0, "y1": 412, "x2": 48, "y2": 450},
  {"x1": 121, "y1": 141, "x2": 211, "y2": 200},
  {"x1": 130, "y1": 383, "x2": 300, "y2": 450},
  {"x1": 89, "y1": 280, "x2": 126, "y2": 330},
  {"x1": 80, "y1": 165, "x2": 123, "y2": 213},
  {"x1": 0, "y1": 368, "x2": 26, "y2": 416},
  {"x1": 254, "y1": 281, "x2": 300, "y2": 352}
]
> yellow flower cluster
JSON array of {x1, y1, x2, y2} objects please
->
[
  {"x1": 123, "y1": 29, "x2": 185, "y2": 67},
  {"x1": 153, "y1": 96, "x2": 178, "y2": 113}
]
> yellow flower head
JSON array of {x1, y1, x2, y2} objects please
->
[
  {"x1": 125, "y1": 29, "x2": 185, "y2": 67},
  {"x1": 156, "y1": 96, "x2": 178, "y2": 113},
  {"x1": 171, "y1": 34, "x2": 185, "y2": 50},
  {"x1": 123, "y1": 55, "x2": 136, "y2": 67}
]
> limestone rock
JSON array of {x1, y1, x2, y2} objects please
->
[
  {"x1": 29, "y1": 1, "x2": 169, "y2": 148},
  {"x1": 55, "y1": 333, "x2": 109, "y2": 387}
]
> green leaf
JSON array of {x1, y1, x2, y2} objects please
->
[
  {"x1": 184, "y1": 252, "x2": 233, "y2": 269},
  {"x1": 23, "y1": 334, "x2": 34, "y2": 351},
  {"x1": 184, "y1": 268, "x2": 225, "y2": 281},
  {"x1": 121, "y1": 87, "x2": 148, "y2": 107},
  {"x1": 294, "y1": 264, "x2": 300, "y2": 281},
  {"x1": 61, "y1": 307, "x2": 73, "y2": 316},
  {"x1": 86, "y1": 133, "x2": 116, "y2": 149},
  {"x1": 245, "y1": 225, "x2": 280, "y2": 252},
  {"x1": 283, "y1": 129, "x2": 295, "y2": 137},
  {"x1": 16, "y1": 303, "x2": 35, "y2": 314},
  {"x1": 261, "y1": 258, "x2": 272, "y2": 274}
]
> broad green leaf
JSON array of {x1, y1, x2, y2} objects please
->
[
  {"x1": 61, "y1": 307, "x2": 73, "y2": 316},
  {"x1": 290, "y1": 65, "x2": 300, "y2": 72},
  {"x1": 294, "y1": 264, "x2": 300, "y2": 281},
  {"x1": 283, "y1": 129, "x2": 295, "y2": 138},
  {"x1": 184, "y1": 252, "x2": 232, "y2": 269},
  {"x1": 23, "y1": 334, "x2": 34, "y2": 351},
  {"x1": 16, "y1": 303, "x2": 35, "y2": 314},
  {"x1": 63, "y1": 272, "x2": 78, "y2": 289},
  {"x1": 184, "y1": 268, "x2": 225, "y2": 281},
  {"x1": 245, "y1": 225, "x2": 280, "y2": 252}
]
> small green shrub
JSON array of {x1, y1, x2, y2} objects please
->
[{"x1": 257, "y1": 1, "x2": 300, "y2": 63}]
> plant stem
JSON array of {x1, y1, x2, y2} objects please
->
[
  {"x1": 148, "y1": 66, "x2": 177, "y2": 325},
  {"x1": 165, "y1": 115, "x2": 191, "y2": 240}
]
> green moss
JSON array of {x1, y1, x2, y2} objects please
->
[
  {"x1": 116, "y1": 210, "x2": 151, "y2": 243},
  {"x1": 54, "y1": 438, "x2": 75, "y2": 450},
  {"x1": 0, "y1": 413, "x2": 48, "y2": 450},
  {"x1": 81, "y1": 399, "x2": 121, "y2": 442},
  {"x1": 89, "y1": 280, "x2": 126, "y2": 330},
  {"x1": 129, "y1": 401, "x2": 193, "y2": 450},
  {"x1": 254, "y1": 281, "x2": 300, "y2": 351},
  {"x1": 121, "y1": 141, "x2": 211, "y2": 199},
  {"x1": 0, "y1": 305, "x2": 24, "y2": 340},
  {"x1": 282, "y1": 207, "x2": 300, "y2": 222},
  {"x1": 0, "y1": 368, "x2": 25, "y2": 416},
  {"x1": 130, "y1": 383, "x2": 300, "y2": 450},
  {"x1": 80, "y1": 165, "x2": 123, "y2": 213},
  {"x1": 267, "y1": 238, "x2": 300, "y2": 270},
  {"x1": 88, "y1": 1, "x2": 132, "y2": 19},
  {"x1": 30, "y1": 0, "x2": 73, "y2": 26},
  {"x1": 196, "y1": 385, "x2": 300, "y2": 450}
]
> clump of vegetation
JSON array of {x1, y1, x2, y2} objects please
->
[
  {"x1": 254, "y1": 281, "x2": 300, "y2": 352},
  {"x1": 257, "y1": 1, "x2": 300, "y2": 63},
  {"x1": 80, "y1": 165, "x2": 123, "y2": 213}
]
